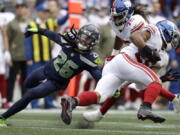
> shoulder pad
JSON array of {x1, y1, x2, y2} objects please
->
[
  {"x1": 128, "y1": 15, "x2": 147, "y2": 33},
  {"x1": 90, "y1": 52, "x2": 99, "y2": 58},
  {"x1": 91, "y1": 52, "x2": 101, "y2": 64},
  {"x1": 143, "y1": 24, "x2": 157, "y2": 35},
  {"x1": 80, "y1": 52, "x2": 101, "y2": 67}
]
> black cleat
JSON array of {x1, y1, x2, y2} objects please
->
[
  {"x1": 137, "y1": 105, "x2": 166, "y2": 123},
  {"x1": 60, "y1": 97, "x2": 76, "y2": 125}
]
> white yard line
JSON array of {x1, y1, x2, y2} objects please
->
[
  {"x1": 0, "y1": 109, "x2": 177, "y2": 115},
  {"x1": 8, "y1": 118, "x2": 180, "y2": 129},
  {"x1": 4, "y1": 126, "x2": 180, "y2": 135}
]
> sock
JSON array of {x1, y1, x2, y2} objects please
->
[
  {"x1": 144, "y1": 82, "x2": 162, "y2": 104},
  {"x1": 100, "y1": 97, "x2": 119, "y2": 115},
  {"x1": 160, "y1": 88, "x2": 175, "y2": 101},
  {"x1": 72, "y1": 97, "x2": 78, "y2": 107},
  {"x1": 2, "y1": 96, "x2": 31, "y2": 119},
  {"x1": 77, "y1": 91, "x2": 98, "y2": 106}
]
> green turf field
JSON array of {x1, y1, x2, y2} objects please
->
[{"x1": 0, "y1": 110, "x2": 180, "y2": 135}]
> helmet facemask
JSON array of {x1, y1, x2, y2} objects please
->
[
  {"x1": 77, "y1": 25, "x2": 100, "y2": 52},
  {"x1": 110, "y1": 0, "x2": 132, "y2": 31},
  {"x1": 111, "y1": 9, "x2": 128, "y2": 31},
  {"x1": 77, "y1": 33, "x2": 96, "y2": 51},
  {"x1": 157, "y1": 20, "x2": 180, "y2": 51},
  {"x1": 160, "y1": 29, "x2": 180, "y2": 51},
  {"x1": 171, "y1": 31, "x2": 180, "y2": 49}
]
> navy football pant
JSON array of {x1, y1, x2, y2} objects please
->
[{"x1": 2, "y1": 67, "x2": 61, "y2": 119}]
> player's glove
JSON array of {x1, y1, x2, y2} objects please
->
[
  {"x1": 160, "y1": 69, "x2": 180, "y2": 82},
  {"x1": 140, "y1": 46, "x2": 161, "y2": 63},
  {"x1": 60, "y1": 24, "x2": 78, "y2": 46},
  {"x1": 24, "y1": 28, "x2": 45, "y2": 37}
]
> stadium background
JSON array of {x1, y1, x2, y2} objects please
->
[{"x1": 0, "y1": 0, "x2": 180, "y2": 134}]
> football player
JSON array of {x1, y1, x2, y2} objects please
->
[
  {"x1": 83, "y1": 1, "x2": 180, "y2": 121},
  {"x1": 82, "y1": 0, "x2": 180, "y2": 123},
  {"x1": 60, "y1": 0, "x2": 180, "y2": 125},
  {"x1": 0, "y1": 24, "x2": 102, "y2": 127}
]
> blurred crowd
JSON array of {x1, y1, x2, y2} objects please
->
[{"x1": 0, "y1": 0, "x2": 180, "y2": 110}]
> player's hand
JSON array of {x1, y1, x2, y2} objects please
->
[
  {"x1": 160, "y1": 69, "x2": 180, "y2": 82},
  {"x1": 61, "y1": 24, "x2": 78, "y2": 46},
  {"x1": 140, "y1": 46, "x2": 161, "y2": 63},
  {"x1": 24, "y1": 28, "x2": 39, "y2": 37}
]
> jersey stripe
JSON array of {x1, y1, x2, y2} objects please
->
[
  {"x1": 131, "y1": 22, "x2": 144, "y2": 33},
  {"x1": 80, "y1": 55, "x2": 97, "y2": 67},
  {"x1": 143, "y1": 25, "x2": 156, "y2": 34},
  {"x1": 122, "y1": 53, "x2": 160, "y2": 82}
]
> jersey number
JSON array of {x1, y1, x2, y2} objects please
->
[{"x1": 53, "y1": 50, "x2": 79, "y2": 78}]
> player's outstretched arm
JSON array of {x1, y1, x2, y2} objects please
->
[
  {"x1": 24, "y1": 27, "x2": 62, "y2": 44},
  {"x1": 25, "y1": 25, "x2": 78, "y2": 46}
]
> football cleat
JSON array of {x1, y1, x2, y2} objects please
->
[
  {"x1": 83, "y1": 109, "x2": 104, "y2": 122},
  {"x1": 137, "y1": 105, "x2": 166, "y2": 123},
  {"x1": 60, "y1": 97, "x2": 76, "y2": 125},
  {"x1": 0, "y1": 117, "x2": 7, "y2": 127},
  {"x1": 172, "y1": 94, "x2": 180, "y2": 113}
]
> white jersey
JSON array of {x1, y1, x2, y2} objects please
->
[
  {"x1": 93, "y1": 15, "x2": 171, "y2": 103},
  {"x1": 94, "y1": 16, "x2": 169, "y2": 103},
  {"x1": 121, "y1": 24, "x2": 168, "y2": 68},
  {"x1": 109, "y1": 14, "x2": 147, "y2": 44},
  {"x1": 0, "y1": 12, "x2": 14, "y2": 74}
]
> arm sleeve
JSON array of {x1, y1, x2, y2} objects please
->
[
  {"x1": 57, "y1": 13, "x2": 69, "y2": 26},
  {"x1": 24, "y1": 36, "x2": 33, "y2": 61},
  {"x1": 87, "y1": 66, "x2": 102, "y2": 81},
  {"x1": 39, "y1": 29, "x2": 62, "y2": 44}
]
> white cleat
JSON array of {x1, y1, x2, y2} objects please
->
[
  {"x1": 172, "y1": 94, "x2": 180, "y2": 113},
  {"x1": 83, "y1": 110, "x2": 104, "y2": 122}
]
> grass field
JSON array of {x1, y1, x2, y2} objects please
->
[{"x1": 0, "y1": 109, "x2": 180, "y2": 135}]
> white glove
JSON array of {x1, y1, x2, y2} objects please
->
[{"x1": 4, "y1": 51, "x2": 11, "y2": 63}]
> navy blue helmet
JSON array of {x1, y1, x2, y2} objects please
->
[{"x1": 77, "y1": 24, "x2": 100, "y2": 51}]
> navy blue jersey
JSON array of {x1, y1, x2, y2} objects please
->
[
  {"x1": 35, "y1": 29, "x2": 102, "y2": 86},
  {"x1": 44, "y1": 45, "x2": 102, "y2": 84}
]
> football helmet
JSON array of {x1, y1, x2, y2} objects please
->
[
  {"x1": 156, "y1": 20, "x2": 180, "y2": 51},
  {"x1": 111, "y1": 0, "x2": 133, "y2": 31},
  {"x1": 77, "y1": 24, "x2": 100, "y2": 51}
]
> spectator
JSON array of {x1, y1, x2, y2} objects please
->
[
  {"x1": 163, "y1": 0, "x2": 180, "y2": 19},
  {"x1": 6, "y1": 2, "x2": 30, "y2": 106},
  {"x1": 148, "y1": 0, "x2": 166, "y2": 25},
  {"x1": 24, "y1": 4, "x2": 60, "y2": 109},
  {"x1": 0, "y1": 2, "x2": 13, "y2": 108},
  {"x1": 46, "y1": 0, "x2": 61, "y2": 20}
]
